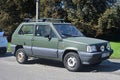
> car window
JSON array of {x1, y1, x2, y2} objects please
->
[
  {"x1": 54, "y1": 24, "x2": 84, "y2": 38},
  {"x1": 18, "y1": 25, "x2": 34, "y2": 36},
  {"x1": 35, "y1": 25, "x2": 56, "y2": 38}
]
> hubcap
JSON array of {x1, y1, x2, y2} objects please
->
[
  {"x1": 67, "y1": 57, "x2": 77, "y2": 67},
  {"x1": 17, "y1": 52, "x2": 24, "y2": 62}
]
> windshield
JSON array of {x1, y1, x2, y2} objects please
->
[{"x1": 54, "y1": 24, "x2": 84, "y2": 38}]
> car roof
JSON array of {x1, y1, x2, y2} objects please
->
[
  {"x1": 22, "y1": 18, "x2": 71, "y2": 25},
  {"x1": 21, "y1": 22, "x2": 71, "y2": 25}
]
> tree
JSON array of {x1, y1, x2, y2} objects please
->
[
  {"x1": 0, "y1": 0, "x2": 36, "y2": 37},
  {"x1": 97, "y1": 6, "x2": 120, "y2": 37},
  {"x1": 40, "y1": 0, "x2": 67, "y2": 18},
  {"x1": 0, "y1": 0, "x2": 119, "y2": 41}
]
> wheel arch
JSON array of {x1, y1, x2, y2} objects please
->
[
  {"x1": 14, "y1": 45, "x2": 23, "y2": 56},
  {"x1": 62, "y1": 47, "x2": 79, "y2": 62},
  {"x1": 62, "y1": 48, "x2": 83, "y2": 72}
]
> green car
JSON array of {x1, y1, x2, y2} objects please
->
[{"x1": 11, "y1": 19, "x2": 113, "y2": 72}]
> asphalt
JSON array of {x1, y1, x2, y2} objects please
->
[{"x1": 0, "y1": 53, "x2": 120, "y2": 80}]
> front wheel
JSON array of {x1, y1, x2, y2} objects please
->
[
  {"x1": 16, "y1": 48, "x2": 28, "y2": 64},
  {"x1": 63, "y1": 52, "x2": 82, "y2": 72}
]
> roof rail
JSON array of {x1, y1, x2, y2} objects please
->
[
  {"x1": 24, "y1": 18, "x2": 32, "y2": 22},
  {"x1": 24, "y1": 18, "x2": 65, "y2": 23}
]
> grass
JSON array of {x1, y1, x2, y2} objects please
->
[
  {"x1": 7, "y1": 43, "x2": 11, "y2": 52},
  {"x1": 110, "y1": 42, "x2": 120, "y2": 59},
  {"x1": 7, "y1": 42, "x2": 120, "y2": 59}
]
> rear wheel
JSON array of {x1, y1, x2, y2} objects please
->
[
  {"x1": 63, "y1": 52, "x2": 82, "y2": 72},
  {"x1": 16, "y1": 48, "x2": 28, "y2": 64}
]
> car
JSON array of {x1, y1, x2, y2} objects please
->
[
  {"x1": 11, "y1": 18, "x2": 113, "y2": 72},
  {"x1": 0, "y1": 28, "x2": 8, "y2": 55}
]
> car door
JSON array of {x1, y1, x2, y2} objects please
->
[
  {"x1": 17, "y1": 24, "x2": 34, "y2": 55},
  {"x1": 32, "y1": 24, "x2": 58, "y2": 58},
  {"x1": 0, "y1": 32, "x2": 7, "y2": 47}
]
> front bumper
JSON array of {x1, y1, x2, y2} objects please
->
[{"x1": 79, "y1": 50, "x2": 113, "y2": 65}]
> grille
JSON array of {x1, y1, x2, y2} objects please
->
[{"x1": 96, "y1": 43, "x2": 107, "y2": 52}]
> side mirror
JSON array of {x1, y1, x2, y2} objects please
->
[{"x1": 45, "y1": 34, "x2": 52, "y2": 41}]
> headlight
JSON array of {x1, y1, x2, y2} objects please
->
[
  {"x1": 100, "y1": 45, "x2": 105, "y2": 52},
  {"x1": 87, "y1": 45, "x2": 97, "y2": 53},
  {"x1": 107, "y1": 43, "x2": 111, "y2": 50}
]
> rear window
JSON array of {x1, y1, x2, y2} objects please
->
[{"x1": 18, "y1": 25, "x2": 34, "y2": 36}]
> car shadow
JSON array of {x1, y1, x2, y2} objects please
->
[
  {"x1": 27, "y1": 58, "x2": 120, "y2": 72},
  {"x1": 27, "y1": 58, "x2": 64, "y2": 68},
  {"x1": 82, "y1": 60, "x2": 120, "y2": 72},
  {"x1": 0, "y1": 52, "x2": 14, "y2": 57},
  {"x1": 1, "y1": 53, "x2": 120, "y2": 72}
]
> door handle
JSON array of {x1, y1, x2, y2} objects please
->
[{"x1": 24, "y1": 42, "x2": 26, "y2": 45}]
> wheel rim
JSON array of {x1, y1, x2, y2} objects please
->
[
  {"x1": 67, "y1": 57, "x2": 77, "y2": 67},
  {"x1": 17, "y1": 51, "x2": 24, "y2": 62}
]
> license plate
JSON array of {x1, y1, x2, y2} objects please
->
[{"x1": 102, "y1": 53, "x2": 110, "y2": 58}]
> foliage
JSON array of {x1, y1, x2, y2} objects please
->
[
  {"x1": 40, "y1": 0, "x2": 67, "y2": 18},
  {"x1": 0, "y1": 0, "x2": 36, "y2": 36},
  {"x1": 97, "y1": 6, "x2": 120, "y2": 37},
  {"x1": 0, "y1": 0, "x2": 120, "y2": 40},
  {"x1": 39, "y1": 0, "x2": 109, "y2": 37}
]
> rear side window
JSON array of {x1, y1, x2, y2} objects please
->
[{"x1": 18, "y1": 25, "x2": 34, "y2": 36}]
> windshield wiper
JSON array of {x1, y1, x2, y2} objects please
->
[
  {"x1": 61, "y1": 33, "x2": 83, "y2": 38},
  {"x1": 62, "y1": 33, "x2": 73, "y2": 37},
  {"x1": 72, "y1": 35, "x2": 83, "y2": 37}
]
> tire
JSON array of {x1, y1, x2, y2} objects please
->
[
  {"x1": 16, "y1": 48, "x2": 28, "y2": 64},
  {"x1": 63, "y1": 52, "x2": 82, "y2": 72}
]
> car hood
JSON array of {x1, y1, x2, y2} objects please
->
[{"x1": 63, "y1": 37, "x2": 108, "y2": 45}]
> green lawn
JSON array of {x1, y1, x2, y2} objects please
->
[
  {"x1": 7, "y1": 43, "x2": 11, "y2": 52},
  {"x1": 110, "y1": 42, "x2": 120, "y2": 59},
  {"x1": 7, "y1": 42, "x2": 120, "y2": 59}
]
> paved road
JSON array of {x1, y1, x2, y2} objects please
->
[{"x1": 0, "y1": 53, "x2": 120, "y2": 80}]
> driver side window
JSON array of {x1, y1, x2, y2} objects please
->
[{"x1": 35, "y1": 25, "x2": 56, "y2": 38}]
